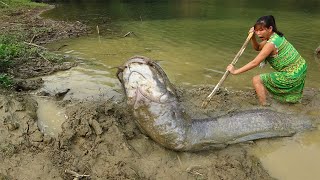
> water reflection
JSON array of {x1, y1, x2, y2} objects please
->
[{"x1": 45, "y1": 0, "x2": 320, "y2": 22}]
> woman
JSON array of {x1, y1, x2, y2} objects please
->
[{"x1": 227, "y1": 15, "x2": 307, "y2": 106}]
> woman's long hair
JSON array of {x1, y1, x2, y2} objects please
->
[{"x1": 254, "y1": 15, "x2": 284, "y2": 37}]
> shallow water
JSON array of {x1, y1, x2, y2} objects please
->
[
  {"x1": 36, "y1": 97, "x2": 66, "y2": 137},
  {"x1": 40, "y1": 65, "x2": 121, "y2": 101},
  {"x1": 251, "y1": 126, "x2": 320, "y2": 180},
  {"x1": 42, "y1": 0, "x2": 320, "y2": 90}
]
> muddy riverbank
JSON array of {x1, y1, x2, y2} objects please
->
[
  {"x1": 0, "y1": 88, "x2": 275, "y2": 180},
  {"x1": 0, "y1": 4, "x2": 319, "y2": 180},
  {"x1": 1, "y1": 84, "x2": 320, "y2": 179}
]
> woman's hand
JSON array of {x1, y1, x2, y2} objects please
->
[
  {"x1": 249, "y1": 27, "x2": 255, "y2": 34},
  {"x1": 227, "y1": 64, "x2": 237, "y2": 74}
]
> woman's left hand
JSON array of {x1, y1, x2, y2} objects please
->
[{"x1": 227, "y1": 64, "x2": 237, "y2": 74}]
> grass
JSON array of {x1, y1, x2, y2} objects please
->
[
  {"x1": 0, "y1": 0, "x2": 70, "y2": 89},
  {"x1": 0, "y1": 0, "x2": 47, "y2": 16},
  {"x1": 0, "y1": 74, "x2": 12, "y2": 88},
  {"x1": 0, "y1": 0, "x2": 46, "y2": 9},
  {"x1": 0, "y1": 33, "x2": 64, "y2": 88},
  {"x1": 0, "y1": 33, "x2": 65, "y2": 64},
  {"x1": 0, "y1": 23, "x2": 61, "y2": 64},
  {"x1": 0, "y1": 0, "x2": 46, "y2": 72},
  {"x1": 0, "y1": 34, "x2": 25, "y2": 87},
  {"x1": 0, "y1": 34, "x2": 37, "y2": 70},
  {"x1": 0, "y1": 35, "x2": 27, "y2": 62}
]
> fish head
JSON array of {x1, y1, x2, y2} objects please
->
[{"x1": 117, "y1": 56, "x2": 177, "y2": 107}]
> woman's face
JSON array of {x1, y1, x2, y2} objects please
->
[{"x1": 254, "y1": 25, "x2": 273, "y2": 41}]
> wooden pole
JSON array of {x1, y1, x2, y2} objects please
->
[{"x1": 201, "y1": 31, "x2": 254, "y2": 108}]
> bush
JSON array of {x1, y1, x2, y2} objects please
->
[
  {"x1": 0, "y1": 33, "x2": 65, "y2": 74},
  {"x1": 0, "y1": 35, "x2": 27, "y2": 72},
  {"x1": 0, "y1": 74, "x2": 12, "y2": 88}
]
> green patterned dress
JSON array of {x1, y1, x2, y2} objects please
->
[{"x1": 260, "y1": 33, "x2": 307, "y2": 103}]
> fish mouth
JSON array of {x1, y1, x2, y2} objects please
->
[
  {"x1": 116, "y1": 56, "x2": 151, "y2": 85},
  {"x1": 117, "y1": 56, "x2": 177, "y2": 104}
]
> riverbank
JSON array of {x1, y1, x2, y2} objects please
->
[
  {"x1": 0, "y1": 2, "x2": 89, "y2": 89},
  {"x1": 0, "y1": 2, "x2": 319, "y2": 180}
]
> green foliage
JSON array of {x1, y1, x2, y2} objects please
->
[
  {"x1": 0, "y1": 34, "x2": 29, "y2": 71},
  {"x1": 0, "y1": 33, "x2": 66, "y2": 76},
  {"x1": 0, "y1": 0, "x2": 67, "y2": 89},
  {"x1": 0, "y1": 0, "x2": 46, "y2": 9},
  {"x1": 0, "y1": 74, "x2": 12, "y2": 88},
  {"x1": 0, "y1": 0, "x2": 47, "y2": 15},
  {"x1": 0, "y1": 43, "x2": 23, "y2": 60}
]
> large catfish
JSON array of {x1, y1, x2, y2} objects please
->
[{"x1": 116, "y1": 56, "x2": 313, "y2": 151}]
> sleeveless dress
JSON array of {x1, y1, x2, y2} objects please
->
[{"x1": 260, "y1": 33, "x2": 307, "y2": 103}]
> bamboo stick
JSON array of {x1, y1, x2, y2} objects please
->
[{"x1": 201, "y1": 31, "x2": 254, "y2": 108}]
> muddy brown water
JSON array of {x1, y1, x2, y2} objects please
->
[
  {"x1": 250, "y1": 126, "x2": 320, "y2": 180},
  {"x1": 36, "y1": 97, "x2": 66, "y2": 137},
  {"x1": 42, "y1": 0, "x2": 320, "y2": 90}
]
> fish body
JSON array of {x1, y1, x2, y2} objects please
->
[{"x1": 117, "y1": 56, "x2": 312, "y2": 151}]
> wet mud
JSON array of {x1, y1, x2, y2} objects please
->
[{"x1": 1, "y1": 85, "x2": 319, "y2": 179}]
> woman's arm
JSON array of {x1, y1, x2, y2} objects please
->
[{"x1": 227, "y1": 42, "x2": 274, "y2": 75}]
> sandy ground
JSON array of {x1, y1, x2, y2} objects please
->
[{"x1": 1, "y1": 5, "x2": 320, "y2": 180}]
